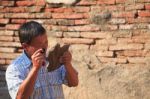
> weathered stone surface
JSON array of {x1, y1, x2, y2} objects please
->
[{"x1": 64, "y1": 62, "x2": 150, "y2": 99}]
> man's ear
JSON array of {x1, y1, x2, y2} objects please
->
[{"x1": 21, "y1": 43, "x2": 29, "y2": 50}]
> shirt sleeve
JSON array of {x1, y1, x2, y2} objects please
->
[{"x1": 5, "y1": 65, "x2": 24, "y2": 99}]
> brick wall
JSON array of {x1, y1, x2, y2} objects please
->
[
  {"x1": 0, "y1": 0, "x2": 150, "y2": 69},
  {"x1": 0, "y1": 0, "x2": 150, "y2": 98}
]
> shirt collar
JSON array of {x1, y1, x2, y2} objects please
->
[{"x1": 22, "y1": 50, "x2": 32, "y2": 68}]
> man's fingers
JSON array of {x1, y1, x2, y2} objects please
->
[
  {"x1": 33, "y1": 49, "x2": 43, "y2": 56},
  {"x1": 34, "y1": 55, "x2": 45, "y2": 61},
  {"x1": 33, "y1": 52, "x2": 43, "y2": 58},
  {"x1": 34, "y1": 56, "x2": 45, "y2": 64},
  {"x1": 32, "y1": 48, "x2": 46, "y2": 59}
]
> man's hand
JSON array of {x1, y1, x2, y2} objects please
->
[
  {"x1": 61, "y1": 51, "x2": 79, "y2": 87},
  {"x1": 31, "y1": 49, "x2": 45, "y2": 70},
  {"x1": 61, "y1": 51, "x2": 72, "y2": 66}
]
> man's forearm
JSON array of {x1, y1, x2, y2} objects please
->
[
  {"x1": 65, "y1": 64, "x2": 78, "y2": 87},
  {"x1": 17, "y1": 67, "x2": 39, "y2": 99}
]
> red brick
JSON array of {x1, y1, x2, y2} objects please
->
[
  {"x1": 145, "y1": 43, "x2": 150, "y2": 49},
  {"x1": 35, "y1": 13, "x2": 51, "y2": 18},
  {"x1": 27, "y1": 6, "x2": 43, "y2": 13},
  {"x1": 80, "y1": 32, "x2": 112, "y2": 39},
  {"x1": 101, "y1": 5, "x2": 125, "y2": 11},
  {"x1": 116, "y1": 50, "x2": 147, "y2": 57},
  {"x1": 118, "y1": 38, "x2": 133, "y2": 43},
  {"x1": 125, "y1": 4, "x2": 144, "y2": 11},
  {"x1": 118, "y1": 36, "x2": 150, "y2": 44},
  {"x1": 61, "y1": 38, "x2": 94, "y2": 44},
  {"x1": 113, "y1": 30, "x2": 132, "y2": 38},
  {"x1": 101, "y1": 25, "x2": 118, "y2": 31},
  {"x1": 91, "y1": 6, "x2": 103, "y2": 11},
  {"x1": 75, "y1": 19, "x2": 90, "y2": 25},
  {"x1": 6, "y1": 7, "x2": 26, "y2": 13},
  {"x1": 35, "y1": 0, "x2": 46, "y2": 6},
  {"x1": 77, "y1": 1, "x2": 97, "y2": 6},
  {"x1": 63, "y1": 32, "x2": 80, "y2": 38},
  {"x1": 0, "y1": 7, "x2": 7, "y2": 13},
  {"x1": 0, "y1": 19, "x2": 9, "y2": 24},
  {"x1": 146, "y1": 51, "x2": 150, "y2": 57},
  {"x1": 91, "y1": 5, "x2": 125, "y2": 11},
  {"x1": 136, "y1": 0, "x2": 150, "y2": 3},
  {"x1": 0, "y1": 48, "x2": 16, "y2": 53},
  {"x1": 68, "y1": 26, "x2": 100, "y2": 32},
  {"x1": 126, "y1": 18, "x2": 138, "y2": 24},
  {"x1": 13, "y1": 37, "x2": 20, "y2": 42},
  {"x1": 57, "y1": 19, "x2": 74, "y2": 26},
  {"x1": 52, "y1": 26, "x2": 67, "y2": 32},
  {"x1": 47, "y1": 31, "x2": 63, "y2": 37},
  {"x1": 112, "y1": 11, "x2": 136, "y2": 18},
  {"x1": 116, "y1": 0, "x2": 126, "y2": 3},
  {"x1": 97, "y1": 0, "x2": 115, "y2": 5},
  {"x1": 126, "y1": 18, "x2": 150, "y2": 23},
  {"x1": 138, "y1": 11, "x2": 150, "y2": 17},
  {"x1": 110, "y1": 18, "x2": 126, "y2": 24},
  {"x1": 52, "y1": 13, "x2": 85, "y2": 19},
  {"x1": 96, "y1": 39, "x2": 117, "y2": 45},
  {"x1": 45, "y1": 8, "x2": 54, "y2": 12},
  {"x1": 0, "y1": 1, "x2": 14, "y2": 6},
  {"x1": 99, "y1": 57, "x2": 127, "y2": 64},
  {"x1": 109, "y1": 43, "x2": 144, "y2": 50},
  {"x1": 0, "y1": 53, "x2": 20, "y2": 59},
  {"x1": 134, "y1": 23, "x2": 149, "y2": 29},
  {"x1": 0, "y1": 42, "x2": 21, "y2": 47},
  {"x1": 119, "y1": 24, "x2": 134, "y2": 30},
  {"x1": 16, "y1": 1, "x2": 34, "y2": 6},
  {"x1": 5, "y1": 13, "x2": 35, "y2": 18},
  {"x1": 0, "y1": 14, "x2": 4, "y2": 18},
  {"x1": 43, "y1": 20, "x2": 57, "y2": 25},
  {"x1": 70, "y1": 44, "x2": 89, "y2": 50},
  {"x1": 17, "y1": 48, "x2": 23, "y2": 53},
  {"x1": 73, "y1": 7, "x2": 90, "y2": 13},
  {"x1": 83, "y1": 13, "x2": 89, "y2": 18},
  {"x1": 132, "y1": 29, "x2": 150, "y2": 36},
  {"x1": 14, "y1": 31, "x2": 19, "y2": 36},
  {"x1": 0, "y1": 59, "x2": 5, "y2": 65},
  {"x1": 43, "y1": 25, "x2": 52, "y2": 31},
  {"x1": 132, "y1": 36, "x2": 150, "y2": 43},
  {"x1": 6, "y1": 24, "x2": 20, "y2": 30},
  {"x1": 145, "y1": 4, "x2": 150, "y2": 10},
  {"x1": 5, "y1": 59, "x2": 13, "y2": 65},
  {"x1": 46, "y1": 8, "x2": 73, "y2": 13},
  {"x1": 0, "y1": 36, "x2": 13, "y2": 41},
  {"x1": 0, "y1": 31, "x2": 14, "y2": 36},
  {"x1": 11, "y1": 19, "x2": 26, "y2": 24},
  {"x1": 128, "y1": 57, "x2": 146, "y2": 64},
  {"x1": 90, "y1": 45, "x2": 108, "y2": 51}
]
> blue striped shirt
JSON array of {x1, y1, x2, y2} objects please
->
[{"x1": 6, "y1": 51, "x2": 68, "y2": 99}]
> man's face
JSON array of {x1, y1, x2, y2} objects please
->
[{"x1": 25, "y1": 33, "x2": 48, "y2": 57}]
